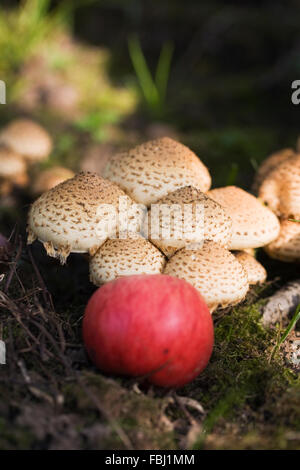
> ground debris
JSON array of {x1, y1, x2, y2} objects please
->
[
  {"x1": 0, "y1": 232, "x2": 299, "y2": 450},
  {"x1": 262, "y1": 279, "x2": 300, "y2": 327}
]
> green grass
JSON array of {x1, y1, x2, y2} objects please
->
[
  {"x1": 269, "y1": 304, "x2": 300, "y2": 361},
  {"x1": 128, "y1": 35, "x2": 174, "y2": 119},
  {"x1": 225, "y1": 162, "x2": 239, "y2": 186},
  {"x1": 0, "y1": 0, "x2": 68, "y2": 98}
]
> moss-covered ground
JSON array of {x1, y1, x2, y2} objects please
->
[{"x1": 0, "y1": 229, "x2": 299, "y2": 450}]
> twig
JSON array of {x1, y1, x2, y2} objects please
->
[
  {"x1": 4, "y1": 237, "x2": 23, "y2": 293},
  {"x1": 27, "y1": 246, "x2": 54, "y2": 311}
]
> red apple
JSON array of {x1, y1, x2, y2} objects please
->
[{"x1": 83, "y1": 274, "x2": 214, "y2": 387}]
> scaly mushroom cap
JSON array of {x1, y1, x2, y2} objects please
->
[
  {"x1": 258, "y1": 153, "x2": 300, "y2": 219},
  {"x1": 89, "y1": 234, "x2": 166, "y2": 285},
  {"x1": 233, "y1": 251, "x2": 267, "y2": 285},
  {"x1": 164, "y1": 241, "x2": 249, "y2": 312},
  {"x1": 264, "y1": 220, "x2": 300, "y2": 262},
  {"x1": 0, "y1": 145, "x2": 27, "y2": 186},
  {"x1": 0, "y1": 119, "x2": 52, "y2": 162},
  {"x1": 27, "y1": 172, "x2": 138, "y2": 263},
  {"x1": 31, "y1": 166, "x2": 75, "y2": 196},
  {"x1": 103, "y1": 137, "x2": 211, "y2": 206},
  {"x1": 252, "y1": 148, "x2": 295, "y2": 193},
  {"x1": 208, "y1": 186, "x2": 280, "y2": 249},
  {"x1": 144, "y1": 185, "x2": 232, "y2": 258}
]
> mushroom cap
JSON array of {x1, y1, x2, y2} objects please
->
[
  {"x1": 252, "y1": 148, "x2": 295, "y2": 193},
  {"x1": 0, "y1": 145, "x2": 27, "y2": 181},
  {"x1": 258, "y1": 153, "x2": 300, "y2": 219},
  {"x1": 103, "y1": 137, "x2": 211, "y2": 206},
  {"x1": 264, "y1": 220, "x2": 300, "y2": 262},
  {"x1": 144, "y1": 185, "x2": 232, "y2": 257},
  {"x1": 89, "y1": 234, "x2": 166, "y2": 285},
  {"x1": 27, "y1": 172, "x2": 138, "y2": 263},
  {"x1": 207, "y1": 186, "x2": 280, "y2": 249},
  {"x1": 233, "y1": 251, "x2": 267, "y2": 285},
  {"x1": 0, "y1": 119, "x2": 52, "y2": 162},
  {"x1": 31, "y1": 166, "x2": 75, "y2": 196},
  {"x1": 164, "y1": 241, "x2": 249, "y2": 312}
]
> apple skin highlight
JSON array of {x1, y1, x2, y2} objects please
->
[{"x1": 83, "y1": 274, "x2": 214, "y2": 388}]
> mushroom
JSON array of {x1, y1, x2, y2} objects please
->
[
  {"x1": 89, "y1": 234, "x2": 166, "y2": 285},
  {"x1": 242, "y1": 248, "x2": 255, "y2": 256},
  {"x1": 0, "y1": 145, "x2": 28, "y2": 195},
  {"x1": 233, "y1": 251, "x2": 267, "y2": 285},
  {"x1": 30, "y1": 166, "x2": 75, "y2": 196},
  {"x1": 103, "y1": 137, "x2": 211, "y2": 206},
  {"x1": 80, "y1": 143, "x2": 115, "y2": 176},
  {"x1": 27, "y1": 171, "x2": 140, "y2": 264},
  {"x1": 0, "y1": 118, "x2": 52, "y2": 163},
  {"x1": 164, "y1": 241, "x2": 249, "y2": 312},
  {"x1": 258, "y1": 153, "x2": 300, "y2": 219},
  {"x1": 264, "y1": 220, "x2": 300, "y2": 262},
  {"x1": 252, "y1": 148, "x2": 295, "y2": 193},
  {"x1": 207, "y1": 186, "x2": 280, "y2": 250},
  {"x1": 144, "y1": 185, "x2": 232, "y2": 258}
]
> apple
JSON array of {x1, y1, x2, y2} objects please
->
[{"x1": 83, "y1": 274, "x2": 214, "y2": 387}]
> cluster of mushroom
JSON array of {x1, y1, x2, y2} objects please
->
[
  {"x1": 0, "y1": 118, "x2": 74, "y2": 197},
  {"x1": 254, "y1": 148, "x2": 300, "y2": 262},
  {"x1": 27, "y1": 137, "x2": 281, "y2": 313}
]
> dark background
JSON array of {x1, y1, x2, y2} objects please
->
[
  {"x1": 70, "y1": 0, "x2": 300, "y2": 130},
  {"x1": 2, "y1": 0, "x2": 300, "y2": 187}
]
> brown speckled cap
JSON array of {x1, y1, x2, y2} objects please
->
[
  {"x1": 233, "y1": 251, "x2": 267, "y2": 285},
  {"x1": 103, "y1": 137, "x2": 211, "y2": 206},
  {"x1": 208, "y1": 186, "x2": 280, "y2": 249},
  {"x1": 252, "y1": 148, "x2": 295, "y2": 193},
  {"x1": 27, "y1": 172, "x2": 137, "y2": 263},
  {"x1": 144, "y1": 185, "x2": 232, "y2": 258},
  {"x1": 0, "y1": 119, "x2": 52, "y2": 162},
  {"x1": 31, "y1": 166, "x2": 75, "y2": 196},
  {"x1": 264, "y1": 220, "x2": 300, "y2": 262},
  {"x1": 258, "y1": 153, "x2": 300, "y2": 219},
  {"x1": 164, "y1": 241, "x2": 249, "y2": 312},
  {"x1": 89, "y1": 234, "x2": 166, "y2": 285}
]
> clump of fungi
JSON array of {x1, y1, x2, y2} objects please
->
[
  {"x1": 0, "y1": 118, "x2": 74, "y2": 197},
  {"x1": 27, "y1": 135, "x2": 282, "y2": 313},
  {"x1": 254, "y1": 147, "x2": 300, "y2": 262}
]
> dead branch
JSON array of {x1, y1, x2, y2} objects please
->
[{"x1": 262, "y1": 279, "x2": 300, "y2": 327}]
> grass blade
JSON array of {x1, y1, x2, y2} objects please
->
[
  {"x1": 278, "y1": 304, "x2": 300, "y2": 346},
  {"x1": 155, "y1": 41, "x2": 174, "y2": 107},
  {"x1": 270, "y1": 303, "x2": 300, "y2": 361},
  {"x1": 250, "y1": 157, "x2": 259, "y2": 171},
  {"x1": 128, "y1": 35, "x2": 159, "y2": 108},
  {"x1": 226, "y1": 162, "x2": 239, "y2": 186}
]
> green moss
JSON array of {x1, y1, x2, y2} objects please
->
[{"x1": 180, "y1": 301, "x2": 300, "y2": 449}]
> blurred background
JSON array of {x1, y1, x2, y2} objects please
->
[{"x1": 1, "y1": 0, "x2": 300, "y2": 194}]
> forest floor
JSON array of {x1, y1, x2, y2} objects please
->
[{"x1": 0, "y1": 215, "x2": 299, "y2": 450}]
